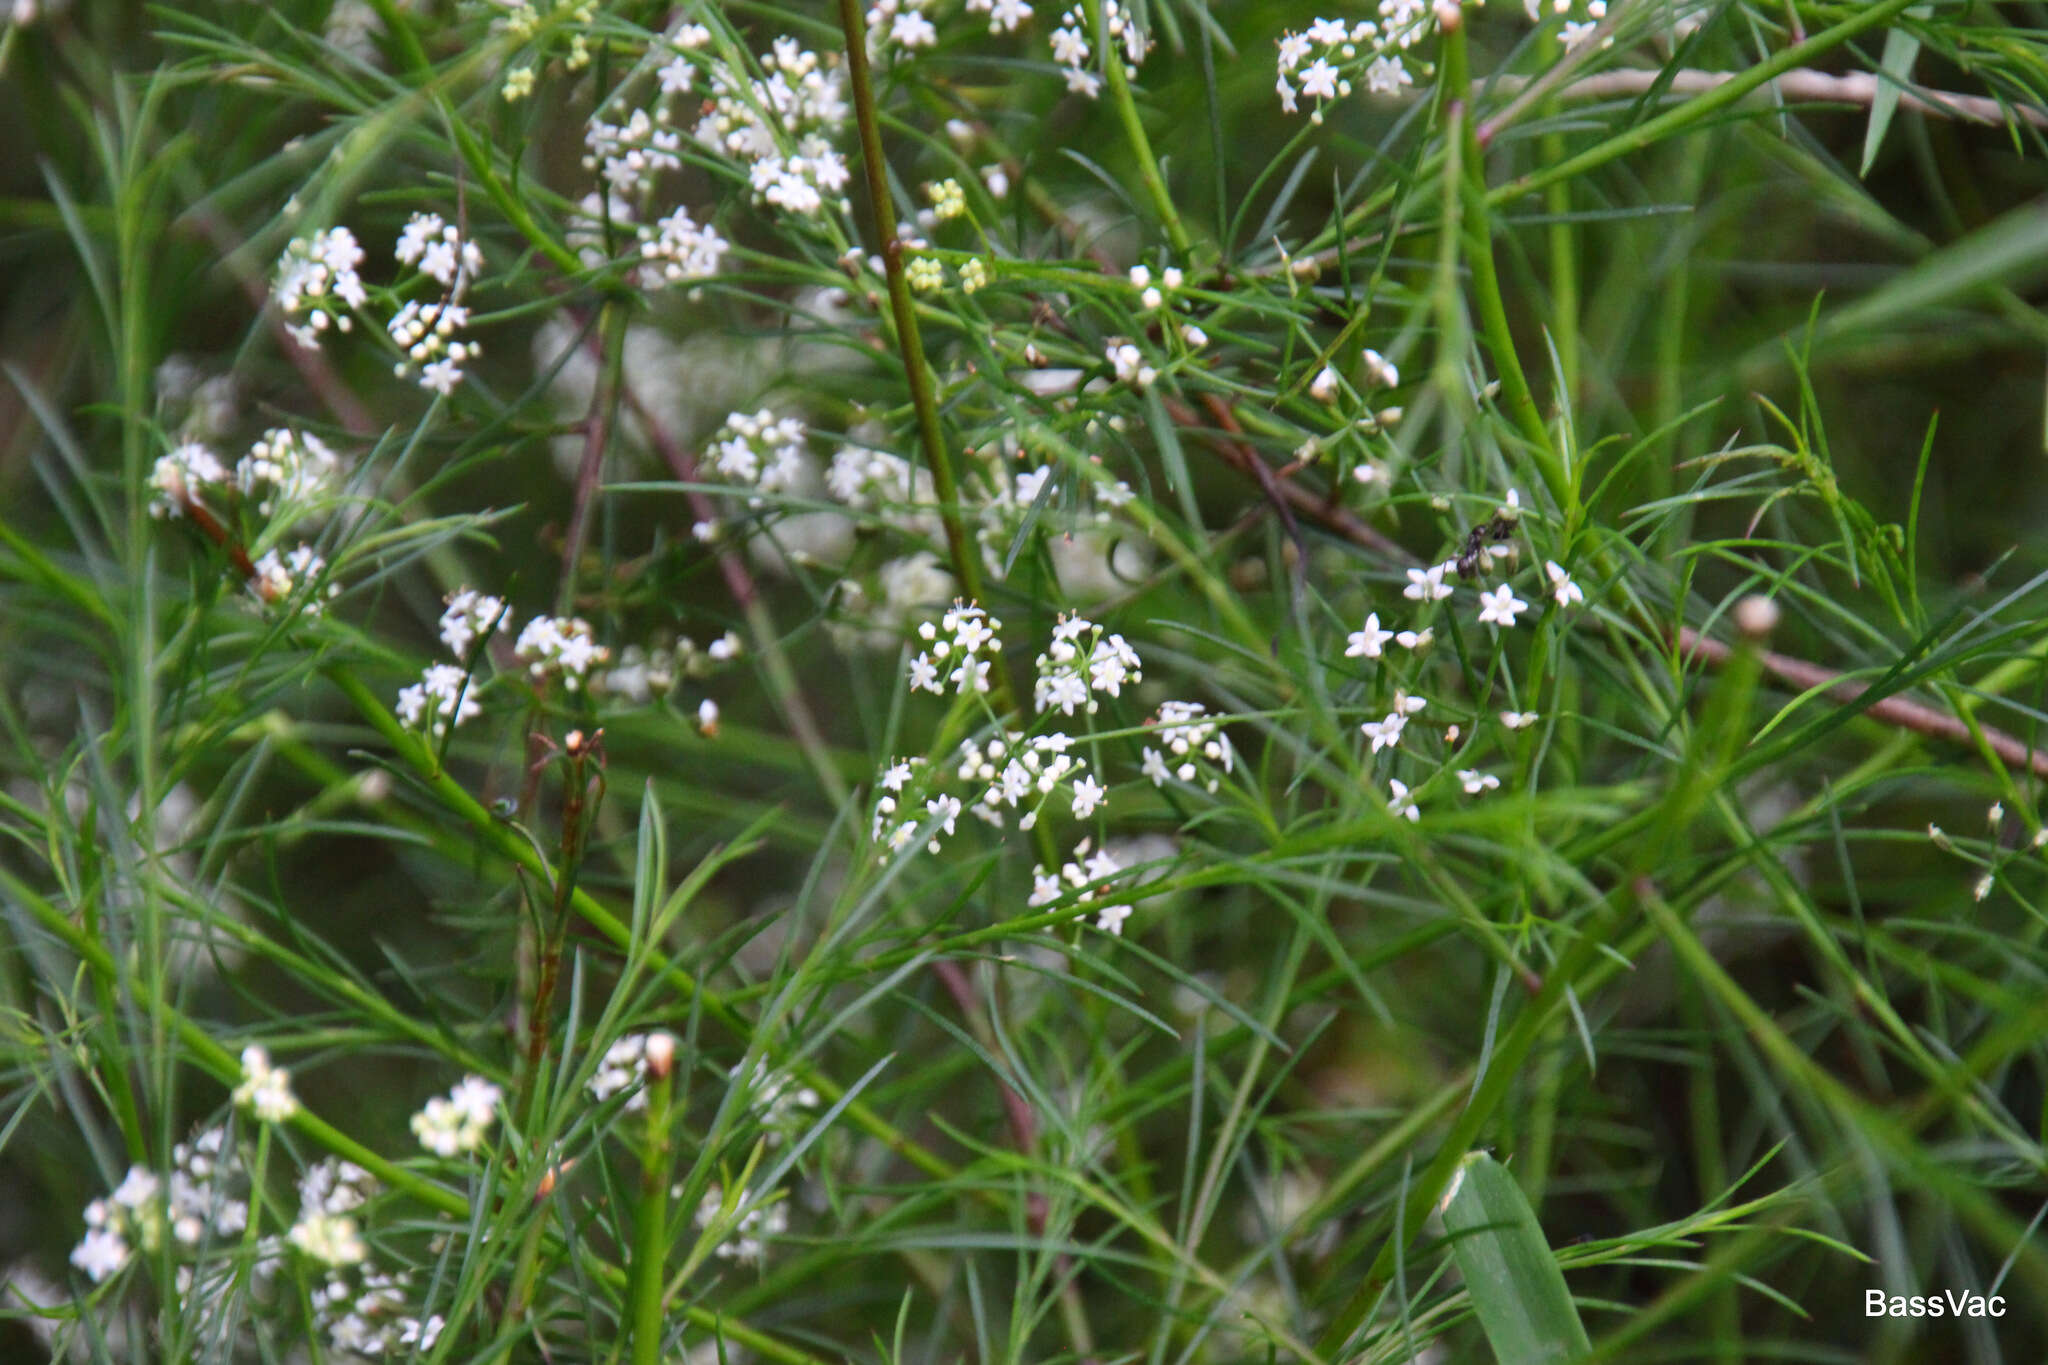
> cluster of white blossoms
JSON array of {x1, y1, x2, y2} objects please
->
[
  {"x1": 236, "y1": 426, "x2": 341, "y2": 516},
  {"x1": 396, "y1": 663, "x2": 482, "y2": 737},
  {"x1": 251, "y1": 544, "x2": 336, "y2": 616},
  {"x1": 1106, "y1": 336, "x2": 1158, "y2": 390},
  {"x1": 1526, "y1": 0, "x2": 1610, "y2": 51},
  {"x1": 1033, "y1": 613, "x2": 1142, "y2": 717},
  {"x1": 694, "y1": 1183, "x2": 787, "y2": 1264},
  {"x1": 964, "y1": 0, "x2": 1033, "y2": 33},
  {"x1": 1312, "y1": 348, "x2": 1399, "y2": 404},
  {"x1": 272, "y1": 217, "x2": 484, "y2": 395},
  {"x1": 386, "y1": 299, "x2": 477, "y2": 398},
  {"x1": 706, "y1": 409, "x2": 810, "y2": 503},
  {"x1": 957, "y1": 728, "x2": 1102, "y2": 829},
  {"x1": 232, "y1": 1045, "x2": 302, "y2": 1123},
  {"x1": 288, "y1": 1159, "x2": 375, "y2": 1268},
  {"x1": 639, "y1": 204, "x2": 728, "y2": 288},
  {"x1": 587, "y1": 1033, "x2": 663, "y2": 1111},
  {"x1": 1276, "y1": 8, "x2": 1436, "y2": 119},
  {"x1": 409, "y1": 1075, "x2": 504, "y2": 1158},
  {"x1": 1140, "y1": 700, "x2": 1236, "y2": 794},
  {"x1": 1029, "y1": 839, "x2": 1134, "y2": 934},
  {"x1": 148, "y1": 442, "x2": 229, "y2": 518},
  {"x1": 866, "y1": 0, "x2": 939, "y2": 53},
  {"x1": 910, "y1": 602, "x2": 1003, "y2": 696},
  {"x1": 393, "y1": 212, "x2": 483, "y2": 290},
  {"x1": 70, "y1": 1127, "x2": 247, "y2": 1284},
  {"x1": 584, "y1": 106, "x2": 684, "y2": 196},
  {"x1": 1050, "y1": 0, "x2": 1148, "y2": 99},
  {"x1": 728, "y1": 1059, "x2": 822, "y2": 1146},
  {"x1": 274, "y1": 227, "x2": 368, "y2": 350},
  {"x1": 437, "y1": 588, "x2": 506, "y2": 658},
  {"x1": 309, "y1": 1260, "x2": 444, "y2": 1355},
  {"x1": 515, "y1": 614, "x2": 612, "y2": 690},
  {"x1": 694, "y1": 37, "x2": 852, "y2": 220}
]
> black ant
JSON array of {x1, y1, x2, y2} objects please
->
[{"x1": 1454, "y1": 514, "x2": 1517, "y2": 580}]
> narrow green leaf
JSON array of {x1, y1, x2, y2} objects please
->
[
  {"x1": 1860, "y1": 7, "x2": 1929, "y2": 178},
  {"x1": 1441, "y1": 1151, "x2": 1592, "y2": 1364}
]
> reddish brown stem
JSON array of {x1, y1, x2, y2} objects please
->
[{"x1": 1676, "y1": 626, "x2": 2048, "y2": 780}]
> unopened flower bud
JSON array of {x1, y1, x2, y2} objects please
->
[
  {"x1": 1733, "y1": 594, "x2": 1779, "y2": 639},
  {"x1": 644, "y1": 1031, "x2": 676, "y2": 1081}
]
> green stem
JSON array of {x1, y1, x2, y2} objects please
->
[
  {"x1": 1097, "y1": 5, "x2": 1194, "y2": 260},
  {"x1": 833, "y1": 0, "x2": 989, "y2": 615},
  {"x1": 1443, "y1": 8, "x2": 1569, "y2": 511},
  {"x1": 629, "y1": 1040, "x2": 676, "y2": 1365}
]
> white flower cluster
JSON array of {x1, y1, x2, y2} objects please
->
[
  {"x1": 236, "y1": 426, "x2": 341, "y2": 516},
  {"x1": 514, "y1": 614, "x2": 611, "y2": 690},
  {"x1": 232, "y1": 1044, "x2": 301, "y2": 1122},
  {"x1": 1029, "y1": 839, "x2": 1134, "y2": 934},
  {"x1": 271, "y1": 219, "x2": 485, "y2": 394},
  {"x1": 438, "y1": 587, "x2": 506, "y2": 658},
  {"x1": 70, "y1": 1127, "x2": 247, "y2": 1284},
  {"x1": 707, "y1": 409, "x2": 810, "y2": 503},
  {"x1": 910, "y1": 602, "x2": 1003, "y2": 696},
  {"x1": 825, "y1": 444, "x2": 939, "y2": 524},
  {"x1": 396, "y1": 663, "x2": 481, "y2": 737},
  {"x1": 148, "y1": 442, "x2": 229, "y2": 518},
  {"x1": 1106, "y1": 336, "x2": 1157, "y2": 390},
  {"x1": 409, "y1": 1075, "x2": 503, "y2": 1158},
  {"x1": 695, "y1": 37, "x2": 852, "y2": 219},
  {"x1": 729, "y1": 1059, "x2": 822, "y2": 1146},
  {"x1": 585, "y1": 107, "x2": 684, "y2": 196},
  {"x1": 639, "y1": 204, "x2": 728, "y2": 288},
  {"x1": 694, "y1": 1183, "x2": 786, "y2": 1263},
  {"x1": 955, "y1": 728, "x2": 1102, "y2": 829},
  {"x1": 1033, "y1": 613, "x2": 1142, "y2": 716},
  {"x1": 964, "y1": 0, "x2": 1033, "y2": 34},
  {"x1": 588, "y1": 1033, "x2": 663, "y2": 1111},
  {"x1": 1139, "y1": 700, "x2": 1236, "y2": 793},
  {"x1": 251, "y1": 544, "x2": 336, "y2": 616},
  {"x1": 309, "y1": 1261, "x2": 444, "y2": 1356},
  {"x1": 1525, "y1": 0, "x2": 1609, "y2": 51},
  {"x1": 867, "y1": 0, "x2": 938, "y2": 53},
  {"x1": 386, "y1": 299, "x2": 477, "y2": 398},
  {"x1": 393, "y1": 212, "x2": 483, "y2": 290},
  {"x1": 1276, "y1": 7, "x2": 1436, "y2": 120},
  {"x1": 288, "y1": 1159, "x2": 375, "y2": 1268},
  {"x1": 1051, "y1": 0, "x2": 1148, "y2": 99},
  {"x1": 274, "y1": 227, "x2": 368, "y2": 351}
]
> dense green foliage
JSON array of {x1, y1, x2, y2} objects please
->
[{"x1": 2, "y1": 0, "x2": 2047, "y2": 1361}]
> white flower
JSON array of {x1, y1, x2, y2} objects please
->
[
  {"x1": 410, "y1": 1076, "x2": 502, "y2": 1157},
  {"x1": 1544, "y1": 560, "x2": 1584, "y2": 608},
  {"x1": 1459, "y1": 769, "x2": 1500, "y2": 795},
  {"x1": 1387, "y1": 778, "x2": 1419, "y2": 822},
  {"x1": 1346, "y1": 612, "x2": 1395, "y2": 659},
  {"x1": 1395, "y1": 627, "x2": 1434, "y2": 650},
  {"x1": 1095, "y1": 903, "x2": 1133, "y2": 935},
  {"x1": 232, "y1": 1045, "x2": 300, "y2": 1123},
  {"x1": 912, "y1": 603, "x2": 1002, "y2": 696},
  {"x1": 288, "y1": 1213, "x2": 366, "y2": 1267},
  {"x1": 1299, "y1": 57, "x2": 1339, "y2": 100},
  {"x1": 1310, "y1": 365, "x2": 1340, "y2": 402},
  {"x1": 1477, "y1": 584, "x2": 1528, "y2": 628},
  {"x1": 514, "y1": 615, "x2": 611, "y2": 690},
  {"x1": 397, "y1": 663, "x2": 482, "y2": 736},
  {"x1": 1361, "y1": 712, "x2": 1407, "y2": 753},
  {"x1": 71, "y1": 1227, "x2": 131, "y2": 1282},
  {"x1": 1361, "y1": 348, "x2": 1400, "y2": 387},
  {"x1": 1403, "y1": 563, "x2": 1453, "y2": 602},
  {"x1": 1500, "y1": 710, "x2": 1540, "y2": 730},
  {"x1": 438, "y1": 588, "x2": 505, "y2": 657},
  {"x1": 1070, "y1": 775, "x2": 1106, "y2": 818},
  {"x1": 148, "y1": 443, "x2": 228, "y2": 517}
]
